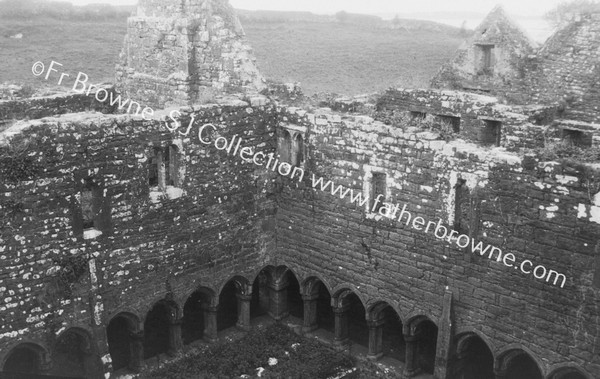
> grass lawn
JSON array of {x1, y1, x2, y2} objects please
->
[
  {"x1": 140, "y1": 323, "x2": 401, "y2": 379},
  {"x1": 0, "y1": 17, "x2": 462, "y2": 97}
]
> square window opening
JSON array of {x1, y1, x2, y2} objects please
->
[{"x1": 481, "y1": 120, "x2": 502, "y2": 147}]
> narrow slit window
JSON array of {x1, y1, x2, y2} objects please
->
[
  {"x1": 76, "y1": 180, "x2": 109, "y2": 240},
  {"x1": 149, "y1": 149, "x2": 159, "y2": 187},
  {"x1": 371, "y1": 173, "x2": 387, "y2": 213},
  {"x1": 476, "y1": 44, "x2": 494, "y2": 75},
  {"x1": 292, "y1": 133, "x2": 304, "y2": 166},
  {"x1": 278, "y1": 129, "x2": 292, "y2": 163},
  {"x1": 81, "y1": 187, "x2": 95, "y2": 230}
]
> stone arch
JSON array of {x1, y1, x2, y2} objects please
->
[
  {"x1": 331, "y1": 287, "x2": 369, "y2": 349},
  {"x1": 182, "y1": 286, "x2": 218, "y2": 345},
  {"x1": 182, "y1": 286, "x2": 218, "y2": 308},
  {"x1": 106, "y1": 312, "x2": 143, "y2": 372},
  {"x1": 547, "y1": 365, "x2": 591, "y2": 379},
  {"x1": 105, "y1": 309, "x2": 142, "y2": 332},
  {"x1": 454, "y1": 327, "x2": 496, "y2": 353},
  {"x1": 292, "y1": 132, "x2": 305, "y2": 166},
  {"x1": 301, "y1": 275, "x2": 335, "y2": 335},
  {"x1": 331, "y1": 284, "x2": 368, "y2": 310},
  {"x1": 366, "y1": 301, "x2": 405, "y2": 362},
  {"x1": 51, "y1": 326, "x2": 102, "y2": 378},
  {"x1": 403, "y1": 315, "x2": 439, "y2": 376},
  {"x1": 216, "y1": 275, "x2": 252, "y2": 299},
  {"x1": 143, "y1": 299, "x2": 181, "y2": 359},
  {"x1": 217, "y1": 275, "x2": 252, "y2": 332},
  {"x1": 496, "y1": 347, "x2": 544, "y2": 379},
  {"x1": 450, "y1": 331, "x2": 495, "y2": 379},
  {"x1": 2, "y1": 341, "x2": 50, "y2": 375},
  {"x1": 302, "y1": 275, "x2": 334, "y2": 297}
]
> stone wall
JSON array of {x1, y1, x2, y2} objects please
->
[
  {"x1": 533, "y1": 13, "x2": 600, "y2": 124},
  {"x1": 115, "y1": 0, "x2": 265, "y2": 110},
  {"x1": 0, "y1": 87, "x2": 115, "y2": 125},
  {"x1": 0, "y1": 99, "x2": 277, "y2": 376},
  {"x1": 375, "y1": 88, "x2": 561, "y2": 151},
  {"x1": 273, "y1": 106, "x2": 600, "y2": 378}
]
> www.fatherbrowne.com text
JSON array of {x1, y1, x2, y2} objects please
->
[
  {"x1": 31, "y1": 59, "x2": 566, "y2": 288},
  {"x1": 194, "y1": 123, "x2": 567, "y2": 289}
]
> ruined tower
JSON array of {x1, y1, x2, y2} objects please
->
[{"x1": 115, "y1": 0, "x2": 265, "y2": 109}]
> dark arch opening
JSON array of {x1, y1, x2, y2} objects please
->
[
  {"x1": 143, "y1": 302, "x2": 173, "y2": 359},
  {"x1": 218, "y1": 281, "x2": 240, "y2": 331},
  {"x1": 286, "y1": 271, "x2": 303, "y2": 319},
  {"x1": 450, "y1": 334, "x2": 494, "y2": 379},
  {"x1": 51, "y1": 330, "x2": 89, "y2": 378},
  {"x1": 182, "y1": 291, "x2": 211, "y2": 345},
  {"x1": 107, "y1": 316, "x2": 133, "y2": 371},
  {"x1": 380, "y1": 306, "x2": 405, "y2": 361},
  {"x1": 3, "y1": 346, "x2": 41, "y2": 375},
  {"x1": 316, "y1": 282, "x2": 334, "y2": 333},
  {"x1": 505, "y1": 353, "x2": 543, "y2": 379},
  {"x1": 279, "y1": 129, "x2": 292, "y2": 163},
  {"x1": 415, "y1": 320, "x2": 438, "y2": 375},
  {"x1": 561, "y1": 373, "x2": 587, "y2": 379},
  {"x1": 346, "y1": 293, "x2": 368, "y2": 348},
  {"x1": 251, "y1": 270, "x2": 270, "y2": 319}
]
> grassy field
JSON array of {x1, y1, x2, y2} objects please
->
[
  {"x1": 0, "y1": 18, "x2": 126, "y2": 88},
  {"x1": 243, "y1": 21, "x2": 463, "y2": 94},
  {"x1": 0, "y1": 16, "x2": 463, "y2": 96}
]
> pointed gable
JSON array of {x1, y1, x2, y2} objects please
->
[{"x1": 431, "y1": 5, "x2": 535, "y2": 99}]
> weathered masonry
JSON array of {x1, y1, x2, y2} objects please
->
[{"x1": 1, "y1": 1, "x2": 600, "y2": 379}]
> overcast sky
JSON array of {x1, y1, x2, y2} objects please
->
[{"x1": 67, "y1": 0, "x2": 561, "y2": 18}]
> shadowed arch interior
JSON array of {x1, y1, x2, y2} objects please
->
[
  {"x1": 286, "y1": 270, "x2": 303, "y2": 319},
  {"x1": 3, "y1": 344, "x2": 44, "y2": 375},
  {"x1": 344, "y1": 292, "x2": 368, "y2": 347},
  {"x1": 107, "y1": 315, "x2": 136, "y2": 371},
  {"x1": 450, "y1": 333, "x2": 494, "y2": 379},
  {"x1": 218, "y1": 280, "x2": 241, "y2": 331},
  {"x1": 182, "y1": 290, "x2": 214, "y2": 345},
  {"x1": 500, "y1": 350, "x2": 543, "y2": 379},
  {"x1": 414, "y1": 319, "x2": 438, "y2": 375},
  {"x1": 377, "y1": 304, "x2": 405, "y2": 361},
  {"x1": 50, "y1": 328, "x2": 95, "y2": 378},
  {"x1": 143, "y1": 301, "x2": 177, "y2": 359}
]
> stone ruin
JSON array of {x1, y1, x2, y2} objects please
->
[
  {"x1": 0, "y1": 1, "x2": 600, "y2": 379},
  {"x1": 115, "y1": 0, "x2": 265, "y2": 109}
]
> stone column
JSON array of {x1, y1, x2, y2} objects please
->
[
  {"x1": 236, "y1": 293, "x2": 252, "y2": 331},
  {"x1": 39, "y1": 356, "x2": 52, "y2": 375},
  {"x1": 403, "y1": 333, "x2": 420, "y2": 378},
  {"x1": 203, "y1": 304, "x2": 218, "y2": 343},
  {"x1": 367, "y1": 318, "x2": 385, "y2": 361},
  {"x1": 302, "y1": 293, "x2": 319, "y2": 334},
  {"x1": 129, "y1": 330, "x2": 145, "y2": 372},
  {"x1": 268, "y1": 280, "x2": 289, "y2": 321},
  {"x1": 167, "y1": 319, "x2": 183, "y2": 356},
  {"x1": 333, "y1": 303, "x2": 350, "y2": 350}
]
